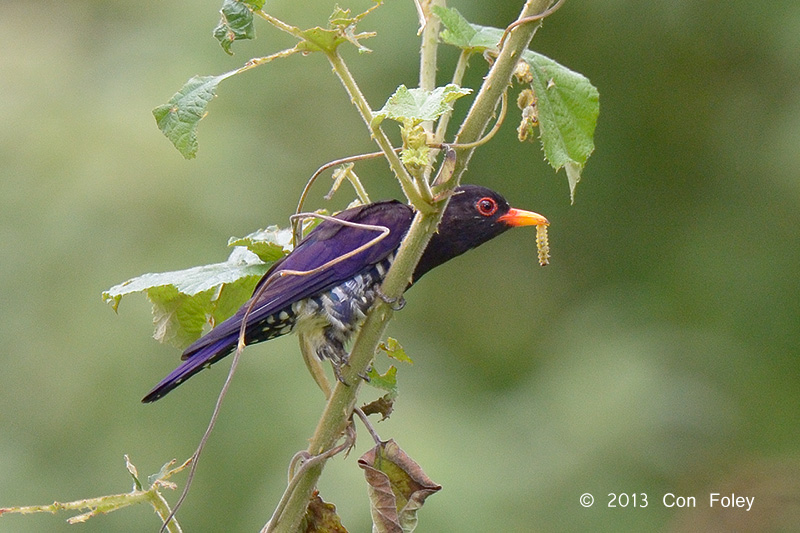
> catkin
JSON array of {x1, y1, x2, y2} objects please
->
[{"x1": 536, "y1": 224, "x2": 550, "y2": 266}]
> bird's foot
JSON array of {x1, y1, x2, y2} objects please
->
[
  {"x1": 357, "y1": 364, "x2": 372, "y2": 383},
  {"x1": 332, "y1": 360, "x2": 372, "y2": 385},
  {"x1": 375, "y1": 287, "x2": 406, "y2": 311},
  {"x1": 332, "y1": 362, "x2": 351, "y2": 386}
]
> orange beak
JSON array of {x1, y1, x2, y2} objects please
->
[{"x1": 498, "y1": 207, "x2": 549, "y2": 227}]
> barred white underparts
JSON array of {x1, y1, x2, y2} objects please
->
[{"x1": 288, "y1": 252, "x2": 396, "y2": 366}]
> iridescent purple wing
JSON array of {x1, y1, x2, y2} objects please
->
[{"x1": 142, "y1": 200, "x2": 413, "y2": 402}]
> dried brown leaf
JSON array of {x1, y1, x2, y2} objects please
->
[
  {"x1": 358, "y1": 440, "x2": 441, "y2": 533},
  {"x1": 301, "y1": 490, "x2": 348, "y2": 533}
]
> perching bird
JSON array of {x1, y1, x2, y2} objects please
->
[{"x1": 142, "y1": 185, "x2": 547, "y2": 402}]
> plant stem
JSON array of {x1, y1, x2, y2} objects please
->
[
  {"x1": 325, "y1": 50, "x2": 433, "y2": 212},
  {"x1": 419, "y1": 0, "x2": 444, "y2": 184},
  {"x1": 419, "y1": 0, "x2": 443, "y2": 101},
  {"x1": 434, "y1": 49, "x2": 470, "y2": 143},
  {"x1": 453, "y1": 0, "x2": 553, "y2": 180},
  {"x1": 265, "y1": 2, "x2": 557, "y2": 531},
  {"x1": 255, "y1": 10, "x2": 304, "y2": 39},
  {"x1": 266, "y1": 207, "x2": 445, "y2": 533}
]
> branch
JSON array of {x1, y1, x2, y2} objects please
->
[
  {"x1": 264, "y1": 2, "x2": 558, "y2": 531},
  {"x1": 324, "y1": 50, "x2": 433, "y2": 212},
  {"x1": 453, "y1": 0, "x2": 555, "y2": 181}
]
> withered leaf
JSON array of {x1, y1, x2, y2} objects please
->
[
  {"x1": 300, "y1": 490, "x2": 348, "y2": 533},
  {"x1": 358, "y1": 440, "x2": 441, "y2": 532}
]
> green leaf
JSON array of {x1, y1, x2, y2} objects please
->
[
  {"x1": 296, "y1": 26, "x2": 347, "y2": 53},
  {"x1": 293, "y1": 3, "x2": 380, "y2": 55},
  {"x1": 103, "y1": 247, "x2": 271, "y2": 348},
  {"x1": 378, "y1": 337, "x2": 413, "y2": 364},
  {"x1": 228, "y1": 225, "x2": 294, "y2": 262},
  {"x1": 522, "y1": 50, "x2": 599, "y2": 203},
  {"x1": 366, "y1": 365, "x2": 398, "y2": 394},
  {"x1": 148, "y1": 285, "x2": 211, "y2": 352},
  {"x1": 296, "y1": 25, "x2": 378, "y2": 55},
  {"x1": 434, "y1": 6, "x2": 599, "y2": 202},
  {"x1": 328, "y1": 2, "x2": 382, "y2": 53},
  {"x1": 433, "y1": 6, "x2": 504, "y2": 52},
  {"x1": 213, "y1": 0, "x2": 265, "y2": 55},
  {"x1": 152, "y1": 74, "x2": 230, "y2": 159},
  {"x1": 375, "y1": 84, "x2": 472, "y2": 125},
  {"x1": 125, "y1": 455, "x2": 142, "y2": 491},
  {"x1": 105, "y1": 247, "x2": 268, "y2": 300}
]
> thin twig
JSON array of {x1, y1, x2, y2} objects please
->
[
  {"x1": 293, "y1": 149, "x2": 401, "y2": 246},
  {"x1": 412, "y1": 0, "x2": 427, "y2": 34},
  {"x1": 353, "y1": 406, "x2": 382, "y2": 445},
  {"x1": 254, "y1": 10, "x2": 304, "y2": 39},
  {"x1": 158, "y1": 345, "x2": 246, "y2": 531},
  {"x1": 434, "y1": 49, "x2": 472, "y2": 144},
  {"x1": 263, "y1": 430, "x2": 356, "y2": 533},
  {"x1": 497, "y1": 0, "x2": 567, "y2": 51},
  {"x1": 447, "y1": 89, "x2": 509, "y2": 150},
  {"x1": 324, "y1": 50, "x2": 432, "y2": 211},
  {"x1": 160, "y1": 213, "x2": 393, "y2": 531}
]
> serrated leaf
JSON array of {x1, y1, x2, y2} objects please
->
[
  {"x1": 375, "y1": 84, "x2": 472, "y2": 125},
  {"x1": 228, "y1": 225, "x2": 294, "y2": 262},
  {"x1": 148, "y1": 285, "x2": 213, "y2": 348},
  {"x1": 433, "y1": 6, "x2": 504, "y2": 52},
  {"x1": 358, "y1": 440, "x2": 441, "y2": 533},
  {"x1": 434, "y1": 6, "x2": 598, "y2": 202},
  {"x1": 361, "y1": 393, "x2": 395, "y2": 421},
  {"x1": 104, "y1": 247, "x2": 267, "y2": 301},
  {"x1": 152, "y1": 74, "x2": 230, "y2": 159},
  {"x1": 522, "y1": 50, "x2": 599, "y2": 203},
  {"x1": 366, "y1": 365, "x2": 398, "y2": 394},
  {"x1": 213, "y1": 0, "x2": 264, "y2": 55},
  {"x1": 378, "y1": 337, "x2": 413, "y2": 364},
  {"x1": 296, "y1": 26, "x2": 349, "y2": 53},
  {"x1": 103, "y1": 247, "x2": 270, "y2": 348}
]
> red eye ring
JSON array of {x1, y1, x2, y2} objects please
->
[{"x1": 476, "y1": 197, "x2": 498, "y2": 217}]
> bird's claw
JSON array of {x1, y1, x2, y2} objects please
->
[
  {"x1": 376, "y1": 287, "x2": 406, "y2": 311},
  {"x1": 332, "y1": 362, "x2": 351, "y2": 386},
  {"x1": 333, "y1": 360, "x2": 372, "y2": 384}
]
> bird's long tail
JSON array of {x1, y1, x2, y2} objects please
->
[{"x1": 141, "y1": 336, "x2": 236, "y2": 403}]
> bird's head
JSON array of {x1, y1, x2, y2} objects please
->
[{"x1": 413, "y1": 185, "x2": 548, "y2": 281}]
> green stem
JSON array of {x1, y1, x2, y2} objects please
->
[
  {"x1": 434, "y1": 49, "x2": 470, "y2": 143},
  {"x1": 453, "y1": 0, "x2": 553, "y2": 180},
  {"x1": 266, "y1": 2, "x2": 557, "y2": 531},
  {"x1": 267, "y1": 207, "x2": 445, "y2": 533},
  {"x1": 419, "y1": 0, "x2": 443, "y2": 103},
  {"x1": 325, "y1": 50, "x2": 433, "y2": 212},
  {"x1": 255, "y1": 10, "x2": 304, "y2": 39},
  {"x1": 418, "y1": 0, "x2": 444, "y2": 185}
]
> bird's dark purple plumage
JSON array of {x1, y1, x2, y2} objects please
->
[
  {"x1": 142, "y1": 185, "x2": 546, "y2": 402},
  {"x1": 142, "y1": 200, "x2": 414, "y2": 402}
]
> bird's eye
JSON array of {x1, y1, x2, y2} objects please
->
[{"x1": 476, "y1": 197, "x2": 498, "y2": 216}]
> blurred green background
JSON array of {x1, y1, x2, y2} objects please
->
[{"x1": 2, "y1": 1, "x2": 799, "y2": 531}]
